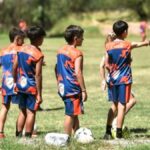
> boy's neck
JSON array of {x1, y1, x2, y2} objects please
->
[
  {"x1": 31, "y1": 42, "x2": 39, "y2": 48},
  {"x1": 116, "y1": 37, "x2": 125, "y2": 41},
  {"x1": 68, "y1": 44, "x2": 77, "y2": 48}
]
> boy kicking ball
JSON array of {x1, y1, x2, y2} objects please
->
[{"x1": 103, "y1": 20, "x2": 150, "y2": 139}]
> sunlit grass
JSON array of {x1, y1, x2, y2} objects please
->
[{"x1": 0, "y1": 34, "x2": 150, "y2": 150}]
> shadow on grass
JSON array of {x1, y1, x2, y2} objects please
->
[
  {"x1": 134, "y1": 134, "x2": 150, "y2": 138},
  {"x1": 37, "y1": 130, "x2": 60, "y2": 135},
  {"x1": 38, "y1": 107, "x2": 64, "y2": 112},
  {"x1": 130, "y1": 128, "x2": 150, "y2": 138},
  {"x1": 130, "y1": 128, "x2": 148, "y2": 133}
]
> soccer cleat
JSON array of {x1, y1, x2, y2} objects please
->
[{"x1": 103, "y1": 133, "x2": 113, "y2": 140}]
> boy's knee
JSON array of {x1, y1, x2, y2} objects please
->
[
  {"x1": 27, "y1": 109, "x2": 35, "y2": 115},
  {"x1": 1, "y1": 104, "x2": 10, "y2": 112}
]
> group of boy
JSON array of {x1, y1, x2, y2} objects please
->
[
  {"x1": 0, "y1": 26, "x2": 46, "y2": 138},
  {"x1": 0, "y1": 20, "x2": 149, "y2": 141},
  {"x1": 55, "y1": 21, "x2": 149, "y2": 140}
]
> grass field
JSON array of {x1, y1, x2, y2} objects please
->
[{"x1": 0, "y1": 34, "x2": 150, "y2": 150}]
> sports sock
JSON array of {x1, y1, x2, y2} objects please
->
[
  {"x1": 116, "y1": 128, "x2": 122, "y2": 138},
  {"x1": 106, "y1": 125, "x2": 112, "y2": 134},
  {"x1": 25, "y1": 132, "x2": 32, "y2": 138},
  {"x1": 16, "y1": 131, "x2": 22, "y2": 137}
]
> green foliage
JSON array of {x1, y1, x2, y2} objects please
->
[{"x1": 0, "y1": 0, "x2": 150, "y2": 33}]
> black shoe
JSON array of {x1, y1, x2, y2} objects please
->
[{"x1": 103, "y1": 133, "x2": 113, "y2": 140}]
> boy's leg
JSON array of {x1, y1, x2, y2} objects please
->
[
  {"x1": 73, "y1": 115, "x2": 79, "y2": 133},
  {"x1": 0, "y1": 96, "x2": 11, "y2": 137},
  {"x1": 112, "y1": 93, "x2": 136, "y2": 127},
  {"x1": 117, "y1": 84, "x2": 131, "y2": 138},
  {"x1": 24, "y1": 94, "x2": 37, "y2": 138},
  {"x1": 125, "y1": 93, "x2": 136, "y2": 115},
  {"x1": 63, "y1": 95, "x2": 83, "y2": 136},
  {"x1": 0, "y1": 104, "x2": 10, "y2": 133},
  {"x1": 116, "y1": 102, "x2": 126, "y2": 138},
  {"x1": 104, "y1": 85, "x2": 118, "y2": 139},
  {"x1": 64, "y1": 115, "x2": 74, "y2": 136},
  {"x1": 106, "y1": 102, "x2": 118, "y2": 126},
  {"x1": 104, "y1": 102, "x2": 117, "y2": 139},
  {"x1": 16, "y1": 93, "x2": 26, "y2": 137},
  {"x1": 16, "y1": 108, "x2": 26, "y2": 137},
  {"x1": 25, "y1": 109, "x2": 35, "y2": 137}
]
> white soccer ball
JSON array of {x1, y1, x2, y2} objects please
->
[
  {"x1": 45, "y1": 133, "x2": 69, "y2": 147},
  {"x1": 74, "y1": 128, "x2": 94, "y2": 144}
]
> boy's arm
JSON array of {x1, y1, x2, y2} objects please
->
[
  {"x1": 100, "y1": 56, "x2": 107, "y2": 91},
  {"x1": 104, "y1": 52, "x2": 110, "y2": 72},
  {"x1": 13, "y1": 54, "x2": 18, "y2": 83},
  {"x1": 54, "y1": 64, "x2": 58, "y2": 81},
  {"x1": 75, "y1": 56, "x2": 87, "y2": 102},
  {"x1": 35, "y1": 57, "x2": 43, "y2": 104},
  {"x1": 100, "y1": 56, "x2": 105, "y2": 80},
  {"x1": 131, "y1": 40, "x2": 150, "y2": 49}
]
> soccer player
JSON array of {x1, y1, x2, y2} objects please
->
[
  {"x1": 14, "y1": 26, "x2": 46, "y2": 138},
  {"x1": 103, "y1": 20, "x2": 150, "y2": 139},
  {"x1": 100, "y1": 32, "x2": 136, "y2": 113},
  {"x1": 0, "y1": 27, "x2": 25, "y2": 138},
  {"x1": 55, "y1": 25, "x2": 87, "y2": 137}
]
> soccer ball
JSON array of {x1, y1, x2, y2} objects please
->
[
  {"x1": 45, "y1": 133, "x2": 69, "y2": 147},
  {"x1": 74, "y1": 127, "x2": 94, "y2": 144}
]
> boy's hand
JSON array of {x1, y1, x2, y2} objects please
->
[
  {"x1": 36, "y1": 94, "x2": 43, "y2": 104},
  {"x1": 82, "y1": 91, "x2": 87, "y2": 102},
  {"x1": 101, "y1": 80, "x2": 107, "y2": 91}
]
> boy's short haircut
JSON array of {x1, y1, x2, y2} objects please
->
[
  {"x1": 113, "y1": 20, "x2": 128, "y2": 36},
  {"x1": 64, "y1": 25, "x2": 84, "y2": 44},
  {"x1": 9, "y1": 27, "x2": 25, "y2": 42},
  {"x1": 27, "y1": 26, "x2": 46, "y2": 42}
]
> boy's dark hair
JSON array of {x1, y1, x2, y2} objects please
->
[
  {"x1": 9, "y1": 27, "x2": 25, "y2": 42},
  {"x1": 113, "y1": 20, "x2": 128, "y2": 36},
  {"x1": 27, "y1": 26, "x2": 46, "y2": 42},
  {"x1": 64, "y1": 25, "x2": 84, "y2": 44}
]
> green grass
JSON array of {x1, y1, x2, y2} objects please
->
[{"x1": 0, "y1": 34, "x2": 150, "y2": 150}]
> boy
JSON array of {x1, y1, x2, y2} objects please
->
[
  {"x1": 14, "y1": 26, "x2": 46, "y2": 138},
  {"x1": 0, "y1": 27, "x2": 25, "y2": 138},
  {"x1": 100, "y1": 32, "x2": 136, "y2": 115},
  {"x1": 55, "y1": 25, "x2": 87, "y2": 137},
  {"x1": 103, "y1": 20, "x2": 149, "y2": 139}
]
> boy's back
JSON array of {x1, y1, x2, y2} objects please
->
[
  {"x1": 57, "y1": 45, "x2": 83, "y2": 97},
  {"x1": 0, "y1": 43, "x2": 20, "y2": 96},
  {"x1": 106, "y1": 40, "x2": 132, "y2": 85},
  {"x1": 16, "y1": 44, "x2": 43, "y2": 95}
]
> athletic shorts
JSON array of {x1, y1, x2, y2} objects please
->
[
  {"x1": 17, "y1": 93, "x2": 39, "y2": 111},
  {"x1": 62, "y1": 94, "x2": 84, "y2": 116},
  {"x1": 2, "y1": 95, "x2": 18, "y2": 105},
  {"x1": 108, "y1": 84, "x2": 131, "y2": 104}
]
